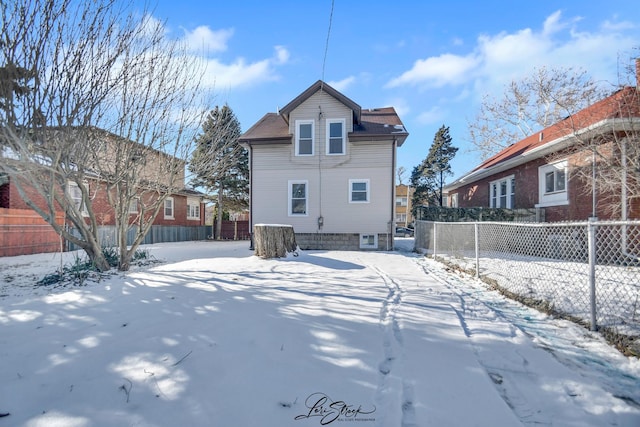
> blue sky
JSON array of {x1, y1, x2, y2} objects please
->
[{"x1": 140, "y1": 0, "x2": 639, "y2": 182}]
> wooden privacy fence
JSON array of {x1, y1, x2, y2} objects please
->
[
  {"x1": 0, "y1": 208, "x2": 64, "y2": 257},
  {"x1": 212, "y1": 220, "x2": 250, "y2": 240}
]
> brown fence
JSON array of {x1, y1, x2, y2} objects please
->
[
  {"x1": 0, "y1": 208, "x2": 65, "y2": 257},
  {"x1": 212, "y1": 220, "x2": 250, "y2": 240}
]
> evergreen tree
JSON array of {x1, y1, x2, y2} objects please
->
[
  {"x1": 189, "y1": 105, "x2": 248, "y2": 239},
  {"x1": 410, "y1": 125, "x2": 458, "y2": 211}
]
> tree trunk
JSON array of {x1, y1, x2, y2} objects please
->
[
  {"x1": 216, "y1": 184, "x2": 224, "y2": 240},
  {"x1": 253, "y1": 224, "x2": 298, "y2": 258}
]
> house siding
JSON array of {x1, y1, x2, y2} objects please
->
[
  {"x1": 251, "y1": 142, "x2": 393, "y2": 235},
  {"x1": 244, "y1": 80, "x2": 406, "y2": 251}
]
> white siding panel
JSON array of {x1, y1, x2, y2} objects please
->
[{"x1": 251, "y1": 143, "x2": 394, "y2": 235}]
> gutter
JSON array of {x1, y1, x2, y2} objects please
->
[{"x1": 445, "y1": 117, "x2": 640, "y2": 192}]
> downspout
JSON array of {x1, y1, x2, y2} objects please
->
[
  {"x1": 389, "y1": 137, "x2": 397, "y2": 251},
  {"x1": 249, "y1": 145, "x2": 254, "y2": 250}
]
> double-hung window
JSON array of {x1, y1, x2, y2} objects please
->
[
  {"x1": 187, "y1": 198, "x2": 200, "y2": 220},
  {"x1": 349, "y1": 179, "x2": 370, "y2": 203},
  {"x1": 68, "y1": 181, "x2": 89, "y2": 216},
  {"x1": 326, "y1": 119, "x2": 345, "y2": 155},
  {"x1": 296, "y1": 120, "x2": 314, "y2": 156},
  {"x1": 164, "y1": 197, "x2": 174, "y2": 220},
  {"x1": 489, "y1": 175, "x2": 515, "y2": 208},
  {"x1": 288, "y1": 180, "x2": 308, "y2": 216}
]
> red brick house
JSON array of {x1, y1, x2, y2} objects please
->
[
  {"x1": 444, "y1": 73, "x2": 640, "y2": 222},
  {"x1": 1, "y1": 130, "x2": 205, "y2": 256}
]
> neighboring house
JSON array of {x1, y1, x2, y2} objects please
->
[
  {"x1": 239, "y1": 80, "x2": 408, "y2": 250},
  {"x1": 395, "y1": 184, "x2": 413, "y2": 227},
  {"x1": 1, "y1": 128, "x2": 204, "y2": 255},
  {"x1": 444, "y1": 76, "x2": 640, "y2": 222}
]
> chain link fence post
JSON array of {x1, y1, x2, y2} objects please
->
[
  {"x1": 474, "y1": 222, "x2": 480, "y2": 278},
  {"x1": 588, "y1": 218, "x2": 597, "y2": 331}
]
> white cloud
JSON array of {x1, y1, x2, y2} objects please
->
[
  {"x1": 386, "y1": 53, "x2": 479, "y2": 89},
  {"x1": 327, "y1": 76, "x2": 355, "y2": 92},
  {"x1": 201, "y1": 57, "x2": 277, "y2": 90},
  {"x1": 274, "y1": 45, "x2": 290, "y2": 64},
  {"x1": 387, "y1": 10, "x2": 639, "y2": 94},
  {"x1": 182, "y1": 26, "x2": 234, "y2": 53}
]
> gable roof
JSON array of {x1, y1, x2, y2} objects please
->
[
  {"x1": 239, "y1": 80, "x2": 408, "y2": 147},
  {"x1": 446, "y1": 86, "x2": 640, "y2": 190},
  {"x1": 280, "y1": 80, "x2": 362, "y2": 125}
]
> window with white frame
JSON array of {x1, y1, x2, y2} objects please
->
[
  {"x1": 326, "y1": 119, "x2": 345, "y2": 155},
  {"x1": 450, "y1": 193, "x2": 459, "y2": 208},
  {"x1": 537, "y1": 160, "x2": 568, "y2": 207},
  {"x1": 288, "y1": 180, "x2": 308, "y2": 216},
  {"x1": 349, "y1": 179, "x2": 369, "y2": 203},
  {"x1": 360, "y1": 233, "x2": 378, "y2": 249},
  {"x1": 396, "y1": 196, "x2": 407, "y2": 206},
  {"x1": 295, "y1": 120, "x2": 314, "y2": 156},
  {"x1": 489, "y1": 175, "x2": 515, "y2": 208},
  {"x1": 129, "y1": 199, "x2": 138, "y2": 213},
  {"x1": 396, "y1": 213, "x2": 407, "y2": 223},
  {"x1": 164, "y1": 197, "x2": 174, "y2": 219},
  {"x1": 187, "y1": 198, "x2": 200, "y2": 220},
  {"x1": 67, "y1": 181, "x2": 88, "y2": 216}
]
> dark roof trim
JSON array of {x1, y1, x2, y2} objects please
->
[
  {"x1": 240, "y1": 137, "x2": 292, "y2": 146},
  {"x1": 279, "y1": 80, "x2": 362, "y2": 125}
]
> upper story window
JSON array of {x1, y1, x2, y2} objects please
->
[
  {"x1": 326, "y1": 119, "x2": 345, "y2": 155},
  {"x1": 295, "y1": 120, "x2": 314, "y2": 156},
  {"x1": 489, "y1": 175, "x2": 515, "y2": 209},
  {"x1": 537, "y1": 160, "x2": 568, "y2": 207},
  {"x1": 164, "y1": 197, "x2": 174, "y2": 220},
  {"x1": 349, "y1": 179, "x2": 370, "y2": 203},
  {"x1": 396, "y1": 197, "x2": 407, "y2": 207},
  {"x1": 288, "y1": 180, "x2": 308, "y2": 216}
]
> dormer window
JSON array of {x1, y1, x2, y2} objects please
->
[
  {"x1": 296, "y1": 120, "x2": 314, "y2": 156},
  {"x1": 326, "y1": 119, "x2": 345, "y2": 155}
]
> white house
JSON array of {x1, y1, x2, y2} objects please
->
[{"x1": 239, "y1": 80, "x2": 408, "y2": 250}]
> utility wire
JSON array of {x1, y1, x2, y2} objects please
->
[{"x1": 320, "y1": 0, "x2": 334, "y2": 89}]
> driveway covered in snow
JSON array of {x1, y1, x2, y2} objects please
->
[{"x1": 1, "y1": 240, "x2": 639, "y2": 426}]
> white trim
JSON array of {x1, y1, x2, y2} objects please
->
[
  {"x1": 538, "y1": 160, "x2": 568, "y2": 207},
  {"x1": 489, "y1": 175, "x2": 515, "y2": 208},
  {"x1": 349, "y1": 179, "x2": 370, "y2": 203},
  {"x1": 128, "y1": 199, "x2": 139, "y2": 214},
  {"x1": 187, "y1": 197, "x2": 200, "y2": 220},
  {"x1": 445, "y1": 117, "x2": 640, "y2": 192},
  {"x1": 288, "y1": 180, "x2": 309, "y2": 216},
  {"x1": 67, "y1": 181, "x2": 89, "y2": 217},
  {"x1": 359, "y1": 233, "x2": 378, "y2": 249},
  {"x1": 325, "y1": 118, "x2": 346, "y2": 155},
  {"x1": 295, "y1": 120, "x2": 314, "y2": 156},
  {"x1": 164, "y1": 197, "x2": 175, "y2": 220}
]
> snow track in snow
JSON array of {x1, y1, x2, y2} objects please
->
[
  {"x1": 416, "y1": 256, "x2": 640, "y2": 426},
  {"x1": 371, "y1": 265, "x2": 417, "y2": 427}
]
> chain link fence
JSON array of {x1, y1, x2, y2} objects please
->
[{"x1": 415, "y1": 220, "x2": 640, "y2": 354}]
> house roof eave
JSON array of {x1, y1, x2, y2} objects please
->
[{"x1": 444, "y1": 117, "x2": 640, "y2": 193}]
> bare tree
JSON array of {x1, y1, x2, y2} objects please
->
[
  {"x1": 396, "y1": 166, "x2": 406, "y2": 185},
  {"x1": 468, "y1": 66, "x2": 607, "y2": 160},
  {"x1": 561, "y1": 57, "x2": 640, "y2": 219},
  {"x1": 0, "y1": 0, "x2": 207, "y2": 271}
]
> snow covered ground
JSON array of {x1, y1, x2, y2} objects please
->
[{"x1": 1, "y1": 239, "x2": 639, "y2": 426}]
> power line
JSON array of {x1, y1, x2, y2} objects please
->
[{"x1": 321, "y1": 0, "x2": 334, "y2": 87}]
